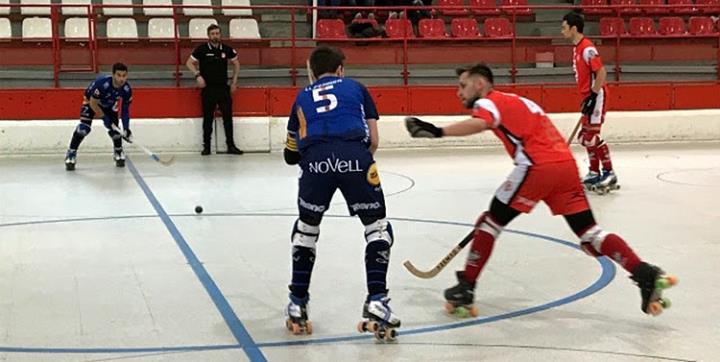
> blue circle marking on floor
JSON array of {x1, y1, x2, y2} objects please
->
[{"x1": 0, "y1": 213, "x2": 615, "y2": 353}]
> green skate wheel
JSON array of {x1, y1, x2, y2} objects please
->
[
  {"x1": 454, "y1": 307, "x2": 470, "y2": 318},
  {"x1": 660, "y1": 298, "x2": 671, "y2": 309},
  {"x1": 656, "y1": 276, "x2": 678, "y2": 289}
]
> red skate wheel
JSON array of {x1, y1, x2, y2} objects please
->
[
  {"x1": 305, "y1": 321, "x2": 313, "y2": 334},
  {"x1": 444, "y1": 302, "x2": 455, "y2": 314},
  {"x1": 648, "y1": 301, "x2": 663, "y2": 316},
  {"x1": 357, "y1": 321, "x2": 367, "y2": 333}
]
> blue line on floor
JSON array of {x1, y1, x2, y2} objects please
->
[
  {"x1": 126, "y1": 159, "x2": 266, "y2": 362},
  {"x1": 0, "y1": 213, "x2": 615, "y2": 353}
]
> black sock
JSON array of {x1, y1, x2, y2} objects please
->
[
  {"x1": 365, "y1": 240, "x2": 390, "y2": 297},
  {"x1": 289, "y1": 246, "x2": 315, "y2": 299}
]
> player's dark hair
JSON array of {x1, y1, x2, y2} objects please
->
[
  {"x1": 309, "y1": 46, "x2": 345, "y2": 79},
  {"x1": 455, "y1": 63, "x2": 494, "y2": 84},
  {"x1": 112, "y1": 62, "x2": 128, "y2": 73},
  {"x1": 207, "y1": 24, "x2": 221, "y2": 34},
  {"x1": 563, "y1": 11, "x2": 585, "y2": 33}
]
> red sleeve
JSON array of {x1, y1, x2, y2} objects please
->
[
  {"x1": 471, "y1": 107, "x2": 496, "y2": 128},
  {"x1": 589, "y1": 55, "x2": 604, "y2": 72}
]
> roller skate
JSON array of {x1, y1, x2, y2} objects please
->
[
  {"x1": 444, "y1": 271, "x2": 478, "y2": 318},
  {"x1": 285, "y1": 294, "x2": 312, "y2": 335},
  {"x1": 581, "y1": 170, "x2": 600, "y2": 190},
  {"x1": 64, "y1": 149, "x2": 77, "y2": 171},
  {"x1": 113, "y1": 148, "x2": 126, "y2": 168},
  {"x1": 357, "y1": 294, "x2": 400, "y2": 342},
  {"x1": 588, "y1": 170, "x2": 620, "y2": 195},
  {"x1": 630, "y1": 262, "x2": 678, "y2": 316}
]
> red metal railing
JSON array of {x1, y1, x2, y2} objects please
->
[{"x1": 0, "y1": 3, "x2": 718, "y2": 87}]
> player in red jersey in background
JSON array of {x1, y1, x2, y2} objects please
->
[
  {"x1": 562, "y1": 11, "x2": 618, "y2": 193},
  {"x1": 404, "y1": 64, "x2": 676, "y2": 317}
]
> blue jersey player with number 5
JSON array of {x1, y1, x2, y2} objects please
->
[{"x1": 282, "y1": 46, "x2": 400, "y2": 341}]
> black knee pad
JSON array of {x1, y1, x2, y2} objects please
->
[
  {"x1": 489, "y1": 197, "x2": 521, "y2": 226},
  {"x1": 75, "y1": 122, "x2": 92, "y2": 137}
]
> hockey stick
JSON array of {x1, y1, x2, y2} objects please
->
[
  {"x1": 403, "y1": 230, "x2": 475, "y2": 279},
  {"x1": 111, "y1": 125, "x2": 175, "y2": 166},
  {"x1": 567, "y1": 116, "x2": 583, "y2": 146},
  {"x1": 306, "y1": 59, "x2": 316, "y2": 84}
]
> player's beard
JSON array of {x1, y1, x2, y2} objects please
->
[{"x1": 463, "y1": 96, "x2": 479, "y2": 109}]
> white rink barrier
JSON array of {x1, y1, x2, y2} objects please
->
[{"x1": 1, "y1": 110, "x2": 719, "y2": 154}]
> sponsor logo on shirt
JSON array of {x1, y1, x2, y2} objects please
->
[{"x1": 308, "y1": 158, "x2": 362, "y2": 174}]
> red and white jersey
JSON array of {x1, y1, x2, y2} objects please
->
[
  {"x1": 573, "y1": 37, "x2": 608, "y2": 98},
  {"x1": 472, "y1": 91, "x2": 575, "y2": 166}
]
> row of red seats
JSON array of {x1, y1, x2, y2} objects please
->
[
  {"x1": 435, "y1": 0, "x2": 532, "y2": 16},
  {"x1": 318, "y1": 15, "x2": 719, "y2": 39},
  {"x1": 600, "y1": 15, "x2": 719, "y2": 35},
  {"x1": 582, "y1": 0, "x2": 720, "y2": 15},
  {"x1": 318, "y1": 17, "x2": 514, "y2": 39}
]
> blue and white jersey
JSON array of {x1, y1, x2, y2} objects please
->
[
  {"x1": 84, "y1": 75, "x2": 133, "y2": 126},
  {"x1": 287, "y1": 76, "x2": 379, "y2": 152}
]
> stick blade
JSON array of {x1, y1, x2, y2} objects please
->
[
  {"x1": 403, "y1": 260, "x2": 440, "y2": 279},
  {"x1": 158, "y1": 155, "x2": 175, "y2": 166}
]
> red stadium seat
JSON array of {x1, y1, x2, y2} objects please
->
[
  {"x1": 658, "y1": 16, "x2": 686, "y2": 35},
  {"x1": 599, "y1": 17, "x2": 627, "y2": 35},
  {"x1": 385, "y1": 18, "x2": 414, "y2": 38},
  {"x1": 667, "y1": 0, "x2": 695, "y2": 14},
  {"x1": 629, "y1": 17, "x2": 657, "y2": 36},
  {"x1": 696, "y1": 0, "x2": 720, "y2": 14},
  {"x1": 437, "y1": 0, "x2": 468, "y2": 16},
  {"x1": 484, "y1": 17, "x2": 514, "y2": 37},
  {"x1": 611, "y1": 0, "x2": 642, "y2": 13},
  {"x1": 469, "y1": 0, "x2": 500, "y2": 15},
  {"x1": 451, "y1": 18, "x2": 481, "y2": 37},
  {"x1": 316, "y1": 19, "x2": 346, "y2": 39},
  {"x1": 581, "y1": 0, "x2": 613, "y2": 15},
  {"x1": 638, "y1": 0, "x2": 667, "y2": 14},
  {"x1": 500, "y1": 0, "x2": 532, "y2": 15},
  {"x1": 418, "y1": 18, "x2": 447, "y2": 38},
  {"x1": 688, "y1": 16, "x2": 717, "y2": 34}
]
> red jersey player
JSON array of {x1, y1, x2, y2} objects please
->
[
  {"x1": 562, "y1": 11, "x2": 618, "y2": 193},
  {"x1": 404, "y1": 64, "x2": 676, "y2": 317}
]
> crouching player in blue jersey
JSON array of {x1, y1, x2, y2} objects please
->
[
  {"x1": 283, "y1": 46, "x2": 400, "y2": 341},
  {"x1": 64, "y1": 63, "x2": 133, "y2": 171}
]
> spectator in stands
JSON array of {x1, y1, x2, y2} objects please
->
[
  {"x1": 348, "y1": 0, "x2": 376, "y2": 19},
  {"x1": 383, "y1": 0, "x2": 431, "y2": 23},
  {"x1": 315, "y1": 0, "x2": 343, "y2": 18},
  {"x1": 186, "y1": 24, "x2": 243, "y2": 156}
]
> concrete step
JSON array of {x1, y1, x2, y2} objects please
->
[
  {"x1": 533, "y1": 9, "x2": 570, "y2": 22},
  {"x1": 260, "y1": 21, "x2": 311, "y2": 38}
]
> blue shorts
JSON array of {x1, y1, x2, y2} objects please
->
[
  {"x1": 80, "y1": 103, "x2": 118, "y2": 129},
  {"x1": 297, "y1": 141, "x2": 386, "y2": 220}
]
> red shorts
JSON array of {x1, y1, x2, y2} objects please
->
[
  {"x1": 494, "y1": 160, "x2": 590, "y2": 215},
  {"x1": 581, "y1": 88, "x2": 607, "y2": 128}
]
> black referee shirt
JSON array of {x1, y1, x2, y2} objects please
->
[{"x1": 191, "y1": 43, "x2": 238, "y2": 87}]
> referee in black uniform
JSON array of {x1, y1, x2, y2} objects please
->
[{"x1": 186, "y1": 24, "x2": 243, "y2": 155}]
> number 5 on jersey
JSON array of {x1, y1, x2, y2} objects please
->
[{"x1": 313, "y1": 84, "x2": 338, "y2": 113}]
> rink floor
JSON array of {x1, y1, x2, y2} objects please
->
[{"x1": 0, "y1": 143, "x2": 717, "y2": 361}]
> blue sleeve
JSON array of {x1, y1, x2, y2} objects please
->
[
  {"x1": 86, "y1": 79, "x2": 101, "y2": 99},
  {"x1": 121, "y1": 84, "x2": 132, "y2": 129},
  {"x1": 287, "y1": 102, "x2": 299, "y2": 134},
  {"x1": 360, "y1": 85, "x2": 379, "y2": 120}
]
